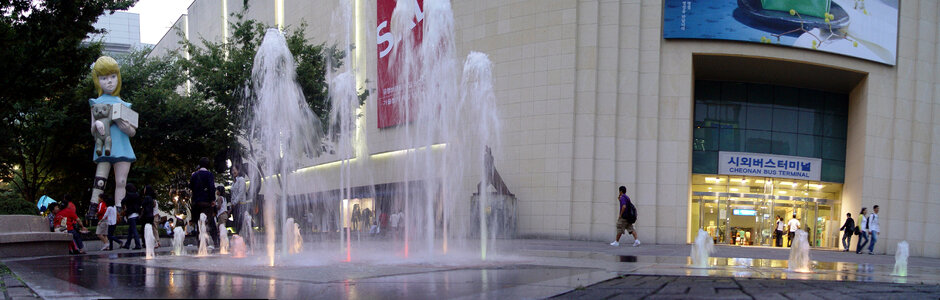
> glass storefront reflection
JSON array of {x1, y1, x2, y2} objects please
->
[{"x1": 690, "y1": 174, "x2": 842, "y2": 248}]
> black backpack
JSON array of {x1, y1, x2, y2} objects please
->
[{"x1": 621, "y1": 199, "x2": 637, "y2": 223}]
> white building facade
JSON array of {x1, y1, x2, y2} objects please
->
[{"x1": 150, "y1": 0, "x2": 940, "y2": 258}]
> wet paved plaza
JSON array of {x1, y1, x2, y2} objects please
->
[{"x1": 3, "y1": 239, "x2": 940, "y2": 299}]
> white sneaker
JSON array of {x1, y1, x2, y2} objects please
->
[
  {"x1": 633, "y1": 240, "x2": 641, "y2": 247},
  {"x1": 609, "y1": 241, "x2": 620, "y2": 247},
  {"x1": 100, "y1": 245, "x2": 109, "y2": 251}
]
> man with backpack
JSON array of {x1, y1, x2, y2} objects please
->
[{"x1": 611, "y1": 186, "x2": 641, "y2": 247}]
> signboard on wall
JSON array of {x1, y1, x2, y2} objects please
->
[
  {"x1": 376, "y1": 0, "x2": 424, "y2": 128},
  {"x1": 662, "y1": 0, "x2": 898, "y2": 65},
  {"x1": 718, "y1": 151, "x2": 822, "y2": 181}
]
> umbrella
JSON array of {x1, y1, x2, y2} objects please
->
[{"x1": 37, "y1": 195, "x2": 56, "y2": 212}]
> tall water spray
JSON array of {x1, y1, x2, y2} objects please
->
[
  {"x1": 244, "y1": 28, "x2": 324, "y2": 266},
  {"x1": 460, "y1": 52, "x2": 500, "y2": 259},
  {"x1": 197, "y1": 213, "x2": 210, "y2": 256},
  {"x1": 787, "y1": 230, "x2": 812, "y2": 272},
  {"x1": 893, "y1": 241, "x2": 909, "y2": 277},
  {"x1": 144, "y1": 224, "x2": 155, "y2": 259},
  {"x1": 219, "y1": 224, "x2": 230, "y2": 255},
  {"x1": 327, "y1": 0, "x2": 359, "y2": 261},
  {"x1": 381, "y1": 0, "x2": 501, "y2": 260},
  {"x1": 690, "y1": 229, "x2": 715, "y2": 268},
  {"x1": 229, "y1": 0, "x2": 502, "y2": 264},
  {"x1": 172, "y1": 226, "x2": 185, "y2": 256}
]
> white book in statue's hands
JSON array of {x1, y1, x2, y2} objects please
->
[{"x1": 111, "y1": 104, "x2": 138, "y2": 128}]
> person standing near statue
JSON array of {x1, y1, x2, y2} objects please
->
[
  {"x1": 190, "y1": 157, "x2": 218, "y2": 246},
  {"x1": 87, "y1": 56, "x2": 137, "y2": 213}
]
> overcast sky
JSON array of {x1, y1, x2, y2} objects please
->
[{"x1": 125, "y1": 0, "x2": 194, "y2": 45}]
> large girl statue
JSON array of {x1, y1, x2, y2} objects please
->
[{"x1": 88, "y1": 56, "x2": 137, "y2": 209}]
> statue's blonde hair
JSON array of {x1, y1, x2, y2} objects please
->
[{"x1": 91, "y1": 56, "x2": 122, "y2": 97}]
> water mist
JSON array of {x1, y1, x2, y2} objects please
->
[
  {"x1": 787, "y1": 230, "x2": 812, "y2": 273},
  {"x1": 690, "y1": 229, "x2": 715, "y2": 268}
]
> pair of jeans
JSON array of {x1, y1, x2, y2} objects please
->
[
  {"x1": 787, "y1": 231, "x2": 795, "y2": 247},
  {"x1": 856, "y1": 231, "x2": 869, "y2": 253},
  {"x1": 868, "y1": 231, "x2": 878, "y2": 253},
  {"x1": 107, "y1": 225, "x2": 119, "y2": 249},
  {"x1": 69, "y1": 229, "x2": 84, "y2": 250},
  {"x1": 123, "y1": 217, "x2": 141, "y2": 248},
  {"x1": 842, "y1": 231, "x2": 853, "y2": 250},
  {"x1": 774, "y1": 230, "x2": 783, "y2": 247}
]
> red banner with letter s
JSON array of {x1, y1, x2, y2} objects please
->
[{"x1": 376, "y1": 0, "x2": 424, "y2": 128}]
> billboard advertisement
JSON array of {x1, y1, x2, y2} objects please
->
[
  {"x1": 376, "y1": 0, "x2": 424, "y2": 128},
  {"x1": 663, "y1": 0, "x2": 898, "y2": 65}
]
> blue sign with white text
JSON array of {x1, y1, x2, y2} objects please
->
[{"x1": 718, "y1": 151, "x2": 821, "y2": 181}]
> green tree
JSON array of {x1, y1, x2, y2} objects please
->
[{"x1": 0, "y1": 0, "x2": 137, "y2": 205}]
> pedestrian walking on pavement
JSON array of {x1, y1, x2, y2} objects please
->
[
  {"x1": 839, "y1": 212, "x2": 855, "y2": 252},
  {"x1": 774, "y1": 215, "x2": 784, "y2": 247},
  {"x1": 855, "y1": 207, "x2": 869, "y2": 254},
  {"x1": 610, "y1": 186, "x2": 640, "y2": 247},
  {"x1": 786, "y1": 214, "x2": 800, "y2": 247},
  {"x1": 867, "y1": 205, "x2": 880, "y2": 255}
]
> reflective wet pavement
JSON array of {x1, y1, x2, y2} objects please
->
[
  {"x1": 4, "y1": 250, "x2": 608, "y2": 299},
  {"x1": 4, "y1": 239, "x2": 940, "y2": 299}
]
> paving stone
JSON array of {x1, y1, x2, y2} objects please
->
[
  {"x1": 5, "y1": 287, "x2": 35, "y2": 298},
  {"x1": 656, "y1": 282, "x2": 690, "y2": 294},
  {"x1": 553, "y1": 274, "x2": 940, "y2": 300},
  {"x1": 554, "y1": 289, "x2": 620, "y2": 299},
  {"x1": 2, "y1": 279, "x2": 25, "y2": 288},
  {"x1": 606, "y1": 289, "x2": 656, "y2": 299},
  {"x1": 752, "y1": 293, "x2": 789, "y2": 300}
]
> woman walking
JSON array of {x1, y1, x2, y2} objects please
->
[{"x1": 855, "y1": 207, "x2": 869, "y2": 254}]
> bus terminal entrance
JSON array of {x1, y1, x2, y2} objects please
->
[{"x1": 690, "y1": 175, "x2": 842, "y2": 248}]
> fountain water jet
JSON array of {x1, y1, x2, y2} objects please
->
[
  {"x1": 241, "y1": 211, "x2": 253, "y2": 254},
  {"x1": 219, "y1": 224, "x2": 229, "y2": 255},
  {"x1": 231, "y1": 235, "x2": 247, "y2": 258},
  {"x1": 690, "y1": 229, "x2": 715, "y2": 268},
  {"x1": 244, "y1": 28, "x2": 324, "y2": 266},
  {"x1": 291, "y1": 222, "x2": 303, "y2": 254},
  {"x1": 892, "y1": 241, "x2": 909, "y2": 277},
  {"x1": 144, "y1": 223, "x2": 155, "y2": 259},
  {"x1": 230, "y1": 0, "x2": 503, "y2": 266},
  {"x1": 172, "y1": 226, "x2": 185, "y2": 256},
  {"x1": 197, "y1": 213, "x2": 210, "y2": 256},
  {"x1": 787, "y1": 230, "x2": 812, "y2": 273}
]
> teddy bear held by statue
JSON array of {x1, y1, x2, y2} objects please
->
[{"x1": 91, "y1": 103, "x2": 113, "y2": 156}]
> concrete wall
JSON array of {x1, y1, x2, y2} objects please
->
[{"x1": 148, "y1": 0, "x2": 940, "y2": 257}]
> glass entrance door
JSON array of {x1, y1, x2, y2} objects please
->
[{"x1": 691, "y1": 174, "x2": 842, "y2": 247}]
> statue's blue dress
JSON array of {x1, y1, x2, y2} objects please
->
[{"x1": 89, "y1": 94, "x2": 136, "y2": 163}]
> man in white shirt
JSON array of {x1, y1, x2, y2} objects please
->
[
  {"x1": 786, "y1": 214, "x2": 801, "y2": 247},
  {"x1": 867, "y1": 205, "x2": 880, "y2": 255}
]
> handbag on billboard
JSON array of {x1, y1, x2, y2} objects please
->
[{"x1": 761, "y1": 0, "x2": 831, "y2": 18}]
